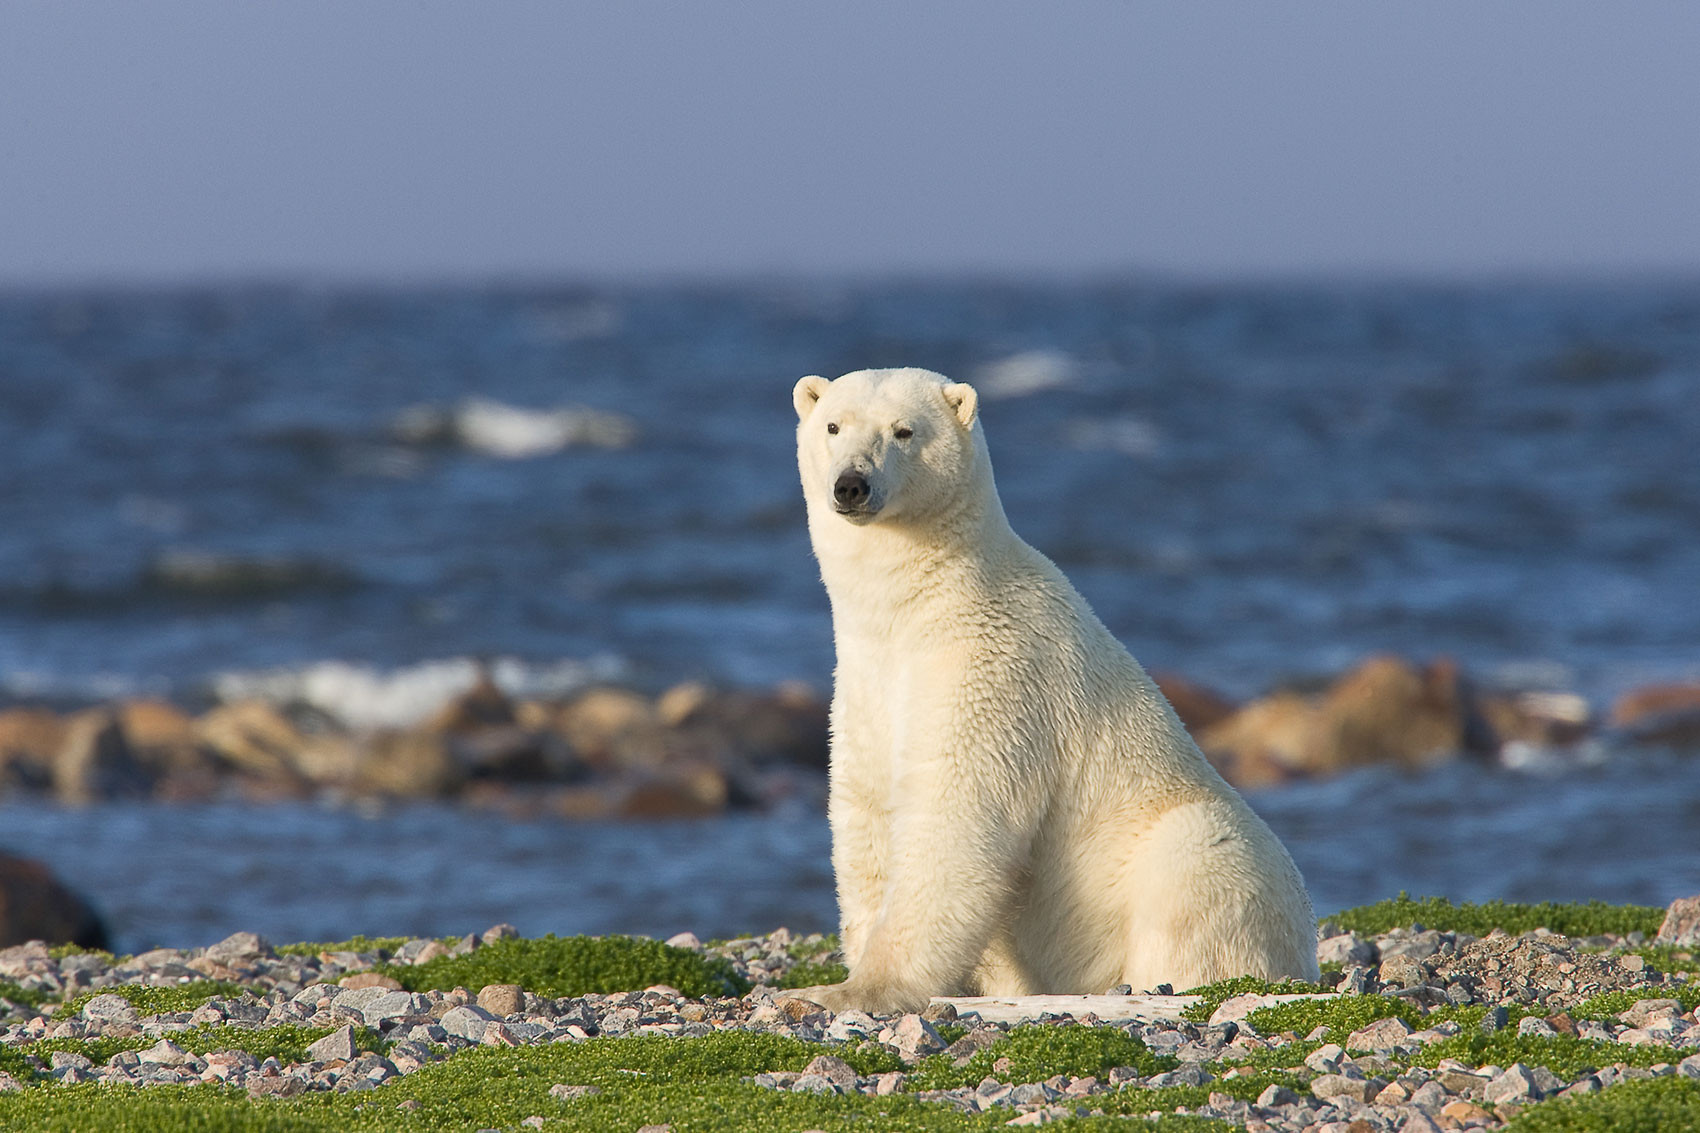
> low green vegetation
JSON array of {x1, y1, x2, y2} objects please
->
[
  {"x1": 0, "y1": 978, "x2": 48, "y2": 1010},
  {"x1": 1506, "y1": 1075, "x2": 1700, "y2": 1132},
  {"x1": 1245, "y1": 992, "x2": 1420, "y2": 1038},
  {"x1": 1572, "y1": 984, "x2": 1700, "y2": 1019},
  {"x1": 908, "y1": 1024, "x2": 1172, "y2": 1090},
  {"x1": 0, "y1": 1024, "x2": 385, "y2": 1082},
  {"x1": 1177, "y1": 976, "x2": 1326, "y2": 1023},
  {"x1": 59, "y1": 981, "x2": 250, "y2": 1019},
  {"x1": 383, "y1": 934, "x2": 750, "y2": 1000},
  {"x1": 1328, "y1": 894, "x2": 1666, "y2": 939},
  {"x1": 1410, "y1": 1032, "x2": 1688, "y2": 1080},
  {"x1": 777, "y1": 958, "x2": 849, "y2": 988},
  {"x1": 277, "y1": 936, "x2": 415, "y2": 959}
]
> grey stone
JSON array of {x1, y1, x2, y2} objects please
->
[
  {"x1": 249, "y1": 1074, "x2": 308, "y2": 1099},
  {"x1": 1485, "y1": 1062, "x2": 1543, "y2": 1105},
  {"x1": 791, "y1": 1073, "x2": 838, "y2": 1094},
  {"x1": 1677, "y1": 1054, "x2": 1700, "y2": 1079},
  {"x1": 1518, "y1": 1016, "x2": 1559, "y2": 1038},
  {"x1": 1311, "y1": 1073, "x2": 1382, "y2": 1102},
  {"x1": 308, "y1": 1024, "x2": 360, "y2": 1063},
  {"x1": 1012, "y1": 1082, "x2": 1058, "y2": 1104},
  {"x1": 1408, "y1": 1080, "x2": 1451, "y2": 1109},
  {"x1": 481, "y1": 923, "x2": 519, "y2": 944},
  {"x1": 801, "y1": 1054, "x2": 857, "y2": 1086},
  {"x1": 1347, "y1": 1016, "x2": 1413, "y2": 1050},
  {"x1": 548, "y1": 1083, "x2": 602, "y2": 1100},
  {"x1": 1316, "y1": 932, "x2": 1378, "y2": 968},
  {"x1": 1304, "y1": 1043, "x2": 1346, "y2": 1073},
  {"x1": 80, "y1": 993, "x2": 140, "y2": 1024},
  {"x1": 890, "y1": 1013, "x2": 946, "y2": 1059},
  {"x1": 1256, "y1": 1083, "x2": 1300, "y2": 1106},
  {"x1": 362, "y1": 990, "x2": 431, "y2": 1026},
  {"x1": 50, "y1": 1051, "x2": 95, "y2": 1071},
  {"x1": 137, "y1": 1039, "x2": 191, "y2": 1066},
  {"x1": 205, "y1": 931, "x2": 274, "y2": 964},
  {"x1": 1657, "y1": 895, "x2": 1700, "y2": 946},
  {"x1": 1479, "y1": 1005, "x2": 1510, "y2": 1032},
  {"x1": 439, "y1": 1004, "x2": 500, "y2": 1043}
]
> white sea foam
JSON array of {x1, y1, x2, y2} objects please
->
[
  {"x1": 973, "y1": 350, "x2": 1079, "y2": 398},
  {"x1": 210, "y1": 654, "x2": 627, "y2": 730},
  {"x1": 1063, "y1": 415, "x2": 1163, "y2": 458},
  {"x1": 392, "y1": 398, "x2": 637, "y2": 459}
]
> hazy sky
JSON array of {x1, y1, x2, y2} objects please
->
[{"x1": 3, "y1": 1, "x2": 1698, "y2": 284}]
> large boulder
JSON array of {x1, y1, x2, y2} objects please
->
[
  {"x1": 194, "y1": 701, "x2": 313, "y2": 794},
  {"x1": 0, "y1": 852, "x2": 109, "y2": 949},
  {"x1": 1611, "y1": 683, "x2": 1700, "y2": 749},
  {"x1": 53, "y1": 710, "x2": 152, "y2": 804},
  {"x1": 1151, "y1": 672, "x2": 1238, "y2": 735},
  {"x1": 0, "y1": 708, "x2": 64, "y2": 794}
]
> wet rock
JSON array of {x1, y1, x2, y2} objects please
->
[
  {"x1": 1477, "y1": 690, "x2": 1592, "y2": 749},
  {"x1": 1150, "y1": 672, "x2": 1238, "y2": 734},
  {"x1": 615, "y1": 765, "x2": 729, "y2": 819},
  {"x1": 54, "y1": 710, "x2": 152, "y2": 803},
  {"x1": 1657, "y1": 894, "x2": 1700, "y2": 947},
  {"x1": 551, "y1": 688, "x2": 656, "y2": 768},
  {"x1": 0, "y1": 853, "x2": 110, "y2": 949},
  {"x1": 1197, "y1": 692, "x2": 1312, "y2": 786},
  {"x1": 1308, "y1": 655, "x2": 1472, "y2": 773},
  {"x1": 195, "y1": 702, "x2": 313, "y2": 791},
  {"x1": 1611, "y1": 683, "x2": 1700, "y2": 747},
  {"x1": 0, "y1": 708, "x2": 66, "y2": 792},
  {"x1": 355, "y1": 730, "x2": 462, "y2": 798}
]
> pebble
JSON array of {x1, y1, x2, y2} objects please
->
[{"x1": 1, "y1": 914, "x2": 1696, "y2": 1132}]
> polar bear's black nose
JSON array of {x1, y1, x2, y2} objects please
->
[{"x1": 833, "y1": 471, "x2": 871, "y2": 510}]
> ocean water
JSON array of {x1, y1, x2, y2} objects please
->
[
  {"x1": 3, "y1": 279, "x2": 1698, "y2": 710},
  {"x1": 3, "y1": 278, "x2": 1699, "y2": 946},
  {"x1": 5, "y1": 745, "x2": 1699, "y2": 954}
]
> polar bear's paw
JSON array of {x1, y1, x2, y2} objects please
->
[{"x1": 784, "y1": 979, "x2": 930, "y2": 1016}]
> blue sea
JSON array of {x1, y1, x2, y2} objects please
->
[{"x1": 3, "y1": 278, "x2": 1698, "y2": 948}]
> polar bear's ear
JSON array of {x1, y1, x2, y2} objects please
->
[
  {"x1": 793, "y1": 375, "x2": 830, "y2": 421},
  {"x1": 942, "y1": 381, "x2": 979, "y2": 428}
]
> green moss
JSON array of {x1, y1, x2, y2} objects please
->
[
  {"x1": 25, "y1": 1023, "x2": 384, "y2": 1071},
  {"x1": 45, "y1": 944, "x2": 117, "y2": 963},
  {"x1": 59, "y1": 981, "x2": 250, "y2": 1019},
  {"x1": 1410, "y1": 1031, "x2": 1687, "y2": 1080},
  {"x1": 275, "y1": 936, "x2": 414, "y2": 959},
  {"x1": 0, "y1": 979, "x2": 48, "y2": 1010},
  {"x1": 1247, "y1": 993, "x2": 1421, "y2": 1040},
  {"x1": 776, "y1": 958, "x2": 849, "y2": 989},
  {"x1": 907, "y1": 1024, "x2": 1173, "y2": 1090},
  {"x1": 384, "y1": 934, "x2": 749, "y2": 1000},
  {"x1": 1507, "y1": 1075, "x2": 1700, "y2": 1133},
  {"x1": 1329, "y1": 894, "x2": 1666, "y2": 939},
  {"x1": 1177, "y1": 976, "x2": 1327, "y2": 1023},
  {"x1": 785, "y1": 932, "x2": 841, "y2": 961},
  {"x1": 1572, "y1": 984, "x2": 1700, "y2": 1020},
  {"x1": 1099, "y1": 1070, "x2": 1308, "y2": 1116}
]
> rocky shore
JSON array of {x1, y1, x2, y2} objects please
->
[
  {"x1": 1, "y1": 898, "x2": 1698, "y2": 1131},
  {"x1": 2, "y1": 657, "x2": 1697, "y2": 817}
]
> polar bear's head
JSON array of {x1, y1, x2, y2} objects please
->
[{"x1": 793, "y1": 367, "x2": 982, "y2": 528}]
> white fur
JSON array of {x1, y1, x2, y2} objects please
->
[{"x1": 792, "y1": 367, "x2": 1318, "y2": 1015}]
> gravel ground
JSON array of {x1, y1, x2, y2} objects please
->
[{"x1": 2, "y1": 921, "x2": 1698, "y2": 1131}]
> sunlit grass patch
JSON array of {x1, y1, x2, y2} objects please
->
[{"x1": 383, "y1": 934, "x2": 749, "y2": 999}]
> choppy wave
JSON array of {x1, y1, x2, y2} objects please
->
[
  {"x1": 391, "y1": 398, "x2": 637, "y2": 458},
  {"x1": 209, "y1": 655, "x2": 628, "y2": 730},
  {"x1": 973, "y1": 350, "x2": 1080, "y2": 397}
]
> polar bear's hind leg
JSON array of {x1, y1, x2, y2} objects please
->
[{"x1": 1118, "y1": 800, "x2": 1317, "y2": 992}]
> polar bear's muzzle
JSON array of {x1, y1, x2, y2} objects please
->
[{"x1": 832, "y1": 470, "x2": 878, "y2": 517}]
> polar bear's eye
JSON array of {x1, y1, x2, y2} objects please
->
[
  {"x1": 894, "y1": 426, "x2": 913, "y2": 440},
  {"x1": 826, "y1": 422, "x2": 839, "y2": 435}
]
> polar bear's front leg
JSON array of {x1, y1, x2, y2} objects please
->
[
  {"x1": 801, "y1": 771, "x2": 1027, "y2": 1016},
  {"x1": 827, "y1": 780, "x2": 888, "y2": 970}
]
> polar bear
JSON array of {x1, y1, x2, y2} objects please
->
[{"x1": 791, "y1": 367, "x2": 1318, "y2": 1015}]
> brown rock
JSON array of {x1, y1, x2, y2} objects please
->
[
  {"x1": 1611, "y1": 683, "x2": 1700, "y2": 748},
  {"x1": 1477, "y1": 691, "x2": 1592, "y2": 748},
  {"x1": 1152, "y1": 672, "x2": 1238, "y2": 734},
  {"x1": 1307, "y1": 655, "x2": 1469, "y2": 773},
  {"x1": 0, "y1": 852, "x2": 109, "y2": 949},
  {"x1": 196, "y1": 701, "x2": 312, "y2": 785},
  {"x1": 354, "y1": 730, "x2": 462, "y2": 798},
  {"x1": 552, "y1": 688, "x2": 655, "y2": 767},
  {"x1": 0, "y1": 708, "x2": 66, "y2": 792},
  {"x1": 1657, "y1": 894, "x2": 1700, "y2": 946},
  {"x1": 663, "y1": 682, "x2": 830, "y2": 769},
  {"x1": 615, "y1": 765, "x2": 729, "y2": 819},
  {"x1": 1197, "y1": 692, "x2": 1313, "y2": 786},
  {"x1": 1611, "y1": 683, "x2": 1700, "y2": 727},
  {"x1": 339, "y1": 972, "x2": 403, "y2": 990},
  {"x1": 54, "y1": 710, "x2": 152, "y2": 803},
  {"x1": 477, "y1": 983, "x2": 524, "y2": 1016},
  {"x1": 426, "y1": 673, "x2": 516, "y2": 734}
]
